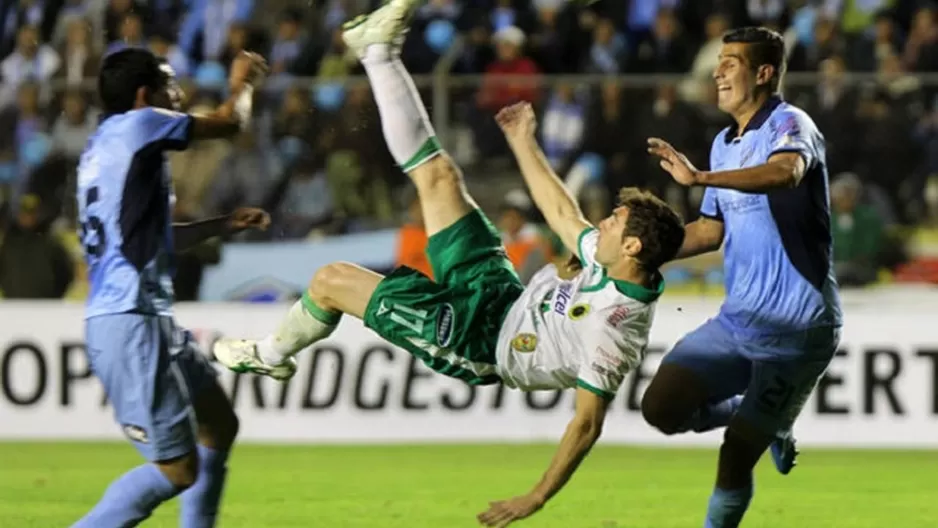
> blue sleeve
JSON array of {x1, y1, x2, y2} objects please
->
[
  {"x1": 767, "y1": 108, "x2": 818, "y2": 169},
  {"x1": 700, "y1": 187, "x2": 722, "y2": 220},
  {"x1": 133, "y1": 107, "x2": 194, "y2": 151}
]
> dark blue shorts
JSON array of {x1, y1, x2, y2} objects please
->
[{"x1": 85, "y1": 314, "x2": 217, "y2": 461}]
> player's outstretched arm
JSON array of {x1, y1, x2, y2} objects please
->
[
  {"x1": 673, "y1": 217, "x2": 724, "y2": 260},
  {"x1": 173, "y1": 207, "x2": 270, "y2": 252},
  {"x1": 496, "y1": 102, "x2": 591, "y2": 256},
  {"x1": 477, "y1": 387, "x2": 607, "y2": 527},
  {"x1": 189, "y1": 52, "x2": 268, "y2": 140}
]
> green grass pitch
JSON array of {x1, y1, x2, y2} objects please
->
[{"x1": 3, "y1": 442, "x2": 936, "y2": 527}]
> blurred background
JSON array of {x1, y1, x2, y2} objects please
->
[{"x1": 0, "y1": 0, "x2": 937, "y2": 301}]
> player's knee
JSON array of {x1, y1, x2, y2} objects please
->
[
  {"x1": 410, "y1": 156, "x2": 461, "y2": 192},
  {"x1": 641, "y1": 394, "x2": 684, "y2": 436},
  {"x1": 204, "y1": 405, "x2": 239, "y2": 450},
  {"x1": 309, "y1": 262, "x2": 356, "y2": 307},
  {"x1": 157, "y1": 452, "x2": 200, "y2": 489}
]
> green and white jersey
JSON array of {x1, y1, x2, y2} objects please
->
[{"x1": 494, "y1": 228, "x2": 663, "y2": 399}]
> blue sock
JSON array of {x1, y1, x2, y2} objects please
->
[
  {"x1": 704, "y1": 482, "x2": 754, "y2": 528},
  {"x1": 72, "y1": 463, "x2": 180, "y2": 528},
  {"x1": 180, "y1": 445, "x2": 230, "y2": 528},
  {"x1": 687, "y1": 396, "x2": 744, "y2": 433}
]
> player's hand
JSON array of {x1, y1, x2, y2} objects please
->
[
  {"x1": 229, "y1": 51, "x2": 268, "y2": 90},
  {"x1": 495, "y1": 102, "x2": 537, "y2": 142},
  {"x1": 227, "y1": 207, "x2": 270, "y2": 232},
  {"x1": 647, "y1": 137, "x2": 700, "y2": 186},
  {"x1": 477, "y1": 494, "x2": 544, "y2": 527}
]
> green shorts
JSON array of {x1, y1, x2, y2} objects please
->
[{"x1": 363, "y1": 209, "x2": 523, "y2": 385}]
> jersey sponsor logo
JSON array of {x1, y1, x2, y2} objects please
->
[
  {"x1": 569, "y1": 303, "x2": 591, "y2": 320},
  {"x1": 122, "y1": 424, "x2": 148, "y2": 443},
  {"x1": 436, "y1": 303, "x2": 455, "y2": 347},
  {"x1": 606, "y1": 305, "x2": 630, "y2": 327},
  {"x1": 553, "y1": 282, "x2": 574, "y2": 315},
  {"x1": 510, "y1": 333, "x2": 538, "y2": 353}
]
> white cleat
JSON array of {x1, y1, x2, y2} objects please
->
[
  {"x1": 341, "y1": 0, "x2": 421, "y2": 58},
  {"x1": 213, "y1": 338, "x2": 297, "y2": 381}
]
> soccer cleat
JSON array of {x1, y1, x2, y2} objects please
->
[
  {"x1": 770, "y1": 430, "x2": 799, "y2": 475},
  {"x1": 213, "y1": 338, "x2": 297, "y2": 381},
  {"x1": 341, "y1": 0, "x2": 421, "y2": 58}
]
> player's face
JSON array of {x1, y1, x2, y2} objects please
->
[
  {"x1": 713, "y1": 43, "x2": 756, "y2": 115},
  {"x1": 595, "y1": 206, "x2": 629, "y2": 267}
]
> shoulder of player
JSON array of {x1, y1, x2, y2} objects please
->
[
  {"x1": 712, "y1": 127, "x2": 732, "y2": 148},
  {"x1": 769, "y1": 103, "x2": 818, "y2": 132}
]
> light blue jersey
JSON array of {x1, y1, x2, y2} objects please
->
[
  {"x1": 701, "y1": 96, "x2": 842, "y2": 340},
  {"x1": 77, "y1": 107, "x2": 193, "y2": 318}
]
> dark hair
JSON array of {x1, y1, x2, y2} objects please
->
[
  {"x1": 617, "y1": 187, "x2": 685, "y2": 270},
  {"x1": 722, "y1": 26, "x2": 786, "y2": 93},
  {"x1": 98, "y1": 48, "x2": 167, "y2": 114}
]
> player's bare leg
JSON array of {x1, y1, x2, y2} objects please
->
[
  {"x1": 345, "y1": 0, "x2": 477, "y2": 236},
  {"x1": 215, "y1": 0, "x2": 477, "y2": 376},
  {"x1": 213, "y1": 263, "x2": 384, "y2": 376}
]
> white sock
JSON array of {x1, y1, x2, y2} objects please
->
[
  {"x1": 257, "y1": 294, "x2": 339, "y2": 365},
  {"x1": 361, "y1": 44, "x2": 442, "y2": 171}
]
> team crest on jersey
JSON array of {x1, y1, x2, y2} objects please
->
[
  {"x1": 511, "y1": 333, "x2": 538, "y2": 353},
  {"x1": 569, "y1": 303, "x2": 591, "y2": 320}
]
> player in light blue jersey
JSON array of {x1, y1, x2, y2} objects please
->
[
  {"x1": 71, "y1": 48, "x2": 270, "y2": 528},
  {"x1": 644, "y1": 27, "x2": 842, "y2": 528}
]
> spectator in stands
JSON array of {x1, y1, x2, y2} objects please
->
[
  {"x1": 680, "y1": 12, "x2": 728, "y2": 103},
  {"x1": 270, "y1": 8, "x2": 306, "y2": 76},
  {"x1": 207, "y1": 128, "x2": 283, "y2": 216},
  {"x1": 798, "y1": 55, "x2": 859, "y2": 176},
  {"x1": 8, "y1": 82, "x2": 48, "y2": 163},
  {"x1": 858, "y1": 88, "x2": 919, "y2": 220},
  {"x1": 273, "y1": 85, "x2": 318, "y2": 158},
  {"x1": 585, "y1": 17, "x2": 626, "y2": 74},
  {"x1": 104, "y1": 0, "x2": 149, "y2": 45},
  {"x1": 498, "y1": 189, "x2": 552, "y2": 284},
  {"x1": 0, "y1": 194, "x2": 74, "y2": 299},
  {"x1": 637, "y1": 82, "x2": 704, "y2": 196},
  {"x1": 788, "y1": 16, "x2": 843, "y2": 72},
  {"x1": 904, "y1": 5, "x2": 938, "y2": 73},
  {"x1": 51, "y1": 88, "x2": 96, "y2": 161},
  {"x1": 850, "y1": 10, "x2": 901, "y2": 72},
  {"x1": 106, "y1": 12, "x2": 146, "y2": 54},
  {"x1": 149, "y1": 30, "x2": 191, "y2": 78},
  {"x1": 876, "y1": 52, "x2": 923, "y2": 114},
  {"x1": 51, "y1": 2, "x2": 96, "y2": 46},
  {"x1": 170, "y1": 95, "x2": 232, "y2": 218},
  {"x1": 315, "y1": 28, "x2": 355, "y2": 107},
  {"x1": 477, "y1": 25, "x2": 540, "y2": 111},
  {"x1": 394, "y1": 186, "x2": 432, "y2": 278},
  {"x1": 275, "y1": 153, "x2": 337, "y2": 239},
  {"x1": 54, "y1": 16, "x2": 100, "y2": 88},
  {"x1": 743, "y1": 0, "x2": 789, "y2": 29},
  {"x1": 219, "y1": 22, "x2": 250, "y2": 71},
  {"x1": 526, "y1": 0, "x2": 587, "y2": 74},
  {"x1": 540, "y1": 82, "x2": 586, "y2": 173},
  {"x1": 178, "y1": 0, "x2": 253, "y2": 63},
  {"x1": 0, "y1": 25, "x2": 59, "y2": 108},
  {"x1": 830, "y1": 173, "x2": 884, "y2": 287},
  {"x1": 629, "y1": 8, "x2": 692, "y2": 73},
  {"x1": 579, "y1": 81, "x2": 633, "y2": 189},
  {"x1": 475, "y1": 25, "x2": 539, "y2": 157}
]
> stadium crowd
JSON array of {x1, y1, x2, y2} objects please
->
[{"x1": 0, "y1": 0, "x2": 936, "y2": 298}]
